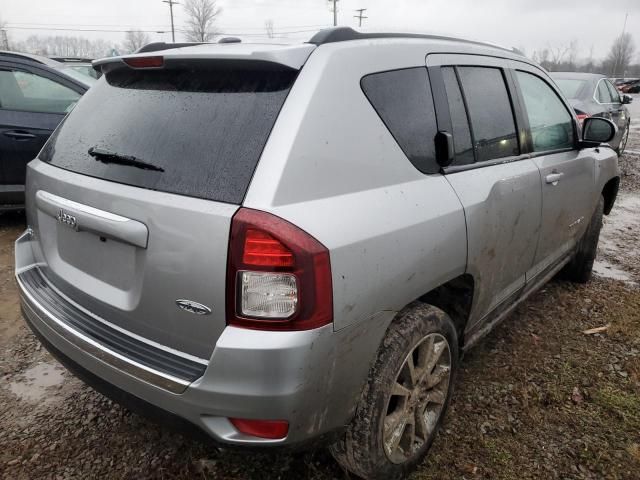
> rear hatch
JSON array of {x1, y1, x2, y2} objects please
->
[{"x1": 25, "y1": 47, "x2": 307, "y2": 360}]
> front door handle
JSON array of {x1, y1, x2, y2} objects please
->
[
  {"x1": 3, "y1": 130, "x2": 36, "y2": 140},
  {"x1": 545, "y1": 172, "x2": 564, "y2": 185}
]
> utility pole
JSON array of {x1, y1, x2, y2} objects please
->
[
  {"x1": 329, "y1": 0, "x2": 339, "y2": 27},
  {"x1": 354, "y1": 8, "x2": 368, "y2": 27},
  {"x1": 162, "y1": 0, "x2": 179, "y2": 42},
  {"x1": 0, "y1": 30, "x2": 8, "y2": 50}
]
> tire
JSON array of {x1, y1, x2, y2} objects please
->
[
  {"x1": 561, "y1": 196, "x2": 604, "y2": 283},
  {"x1": 616, "y1": 122, "x2": 630, "y2": 156},
  {"x1": 330, "y1": 304, "x2": 459, "y2": 480}
]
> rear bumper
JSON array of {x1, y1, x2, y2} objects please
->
[{"x1": 15, "y1": 229, "x2": 390, "y2": 446}]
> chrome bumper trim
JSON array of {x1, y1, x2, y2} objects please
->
[{"x1": 17, "y1": 272, "x2": 192, "y2": 394}]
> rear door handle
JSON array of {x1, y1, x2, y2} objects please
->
[
  {"x1": 545, "y1": 172, "x2": 564, "y2": 185},
  {"x1": 3, "y1": 130, "x2": 36, "y2": 140}
]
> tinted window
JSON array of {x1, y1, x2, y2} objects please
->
[
  {"x1": 361, "y1": 67, "x2": 439, "y2": 174},
  {"x1": 597, "y1": 80, "x2": 614, "y2": 103},
  {"x1": 0, "y1": 69, "x2": 81, "y2": 114},
  {"x1": 442, "y1": 67, "x2": 474, "y2": 165},
  {"x1": 516, "y1": 71, "x2": 574, "y2": 152},
  {"x1": 457, "y1": 67, "x2": 519, "y2": 162},
  {"x1": 605, "y1": 80, "x2": 621, "y2": 103},
  {"x1": 40, "y1": 66, "x2": 297, "y2": 204},
  {"x1": 554, "y1": 79, "x2": 587, "y2": 99}
]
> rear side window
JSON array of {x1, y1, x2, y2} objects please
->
[
  {"x1": 442, "y1": 67, "x2": 474, "y2": 166},
  {"x1": 0, "y1": 69, "x2": 81, "y2": 114},
  {"x1": 457, "y1": 67, "x2": 519, "y2": 162},
  {"x1": 40, "y1": 65, "x2": 297, "y2": 204},
  {"x1": 516, "y1": 71, "x2": 574, "y2": 152},
  {"x1": 361, "y1": 67, "x2": 439, "y2": 174}
]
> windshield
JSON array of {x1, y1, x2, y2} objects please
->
[
  {"x1": 40, "y1": 65, "x2": 297, "y2": 204},
  {"x1": 554, "y1": 79, "x2": 587, "y2": 100}
]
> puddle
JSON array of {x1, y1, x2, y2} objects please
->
[
  {"x1": 599, "y1": 193, "x2": 640, "y2": 256},
  {"x1": 593, "y1": 259, "x2": 636, "y2": 283},
  {"x1": 8, "y1": 361, "x2": 66, "y2": 403}
]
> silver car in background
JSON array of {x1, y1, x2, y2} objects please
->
[{"x1": 15, "y1": 27, "x2": 620, "y2": 479}]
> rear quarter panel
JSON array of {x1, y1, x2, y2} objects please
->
[{"x1": 243, "y1": 40, "x2": 468, "y2": 332}]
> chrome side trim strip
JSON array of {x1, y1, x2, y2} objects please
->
[{"x1": 17, "y1": 274, "x2": 191, "y2": 394}]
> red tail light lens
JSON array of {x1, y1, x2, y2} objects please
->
[
  {"x1": 227, "y1": 208, "x2": 333, "y2": 331},
  {"x1": 123, "y1": 56, "x2": 164, "y2": 68},
  {"x1": 576, "y1": 112, "x2": 590, "y2": 126},
  {"x1": 243, "y1": 229, "x2": 294, "y2": 267},
  {"x1": 229, "y1": 418, "x2": 289, "y2": 439}
]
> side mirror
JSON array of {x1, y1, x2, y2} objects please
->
[
  {"x1": 435, "y1": 131, "x2": 454, "y2": 167},
  {"x1": 580, "y1": 117, "x2": 617, "y2": 148},
  {"x1": 622, "y1": 94, "x2": 633, "y2": 104}
]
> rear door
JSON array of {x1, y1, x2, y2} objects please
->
[
  {"x1": 0, "y1": 62, "x2": 82, "y2": 197},
  {"x1": 512, "y1": 67, "x2": 596, "y2": 278},
  {"x1": 428, "y1": 55, "x2": 542, "y2": 331},
  {"x1": 27, "y1": 60, "x2": 298, "y2": 359}
]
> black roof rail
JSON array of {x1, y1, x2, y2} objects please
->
[
  {"x1": 135, "y1": 42, "x2": 206, "y2": 54},
  {"x1": 307, "y1": 27, "x2": 516, "y2": 54}
]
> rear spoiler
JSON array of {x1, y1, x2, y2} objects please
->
[{"x1": 93, "y1": 44, "x2": 316, "y2": 74}]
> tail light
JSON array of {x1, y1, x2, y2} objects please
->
[
  {"x1": 575, "y1": 112, "x2": 590, "y2": 127},
  {"x1": 226, "y1": 208, "x2": 333, "y2": 331}
]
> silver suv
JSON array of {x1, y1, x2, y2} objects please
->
[{"x1": 15, "y1": 28, "x2": 620, "y2": 479}]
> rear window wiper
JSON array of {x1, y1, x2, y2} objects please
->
[{"x1": 88, "y1": 147, "x2": 165, "y2": 172}]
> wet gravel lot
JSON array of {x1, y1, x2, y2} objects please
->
[{"x1": 1, "y1": 103, "x2": 639, "y2": 479}]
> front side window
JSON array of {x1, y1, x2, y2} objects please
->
[
  {"x1": 361, "y1": 67, "x2": 439, "y2": 174},
  {"x1": 457, "y1": 67, "x2": 519, "y2": 162},
  {"x1": 0, "y1": 69, "x2": 80, "y2": 114},
  {"x1": 605, "y1": 80, "x2": 621, "y2": 104},
  {"x1": 597, "y1": 80, "x2": 614, "y2": 103},
  {"x1": 516, "y1": 71, "x2": 574, "y2": 152}
]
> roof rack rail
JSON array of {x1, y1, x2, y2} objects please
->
[
  {"x1": 307, "y1": 27, "x2": 515, "y2": 54},
  {"x1": 135, "y1": 42, "x2": 206, "y2": 54}
]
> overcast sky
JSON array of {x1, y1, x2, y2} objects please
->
[{"x1": 1, "y1": 0, "x2": 639, "y2": 60}]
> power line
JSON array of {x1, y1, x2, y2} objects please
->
[
  {"x1": 3, "y1": 25, "x2": 324, "y2": 36},
  {"x1": 354, "y1": 8, "x2": 368, "y2": 27}
]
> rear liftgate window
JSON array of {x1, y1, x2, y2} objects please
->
[
  {"x1": 361, "y1": 67, "x2": 439, "y2": 174},
  {"x1": 40, "y1": 64, "x2": 297, "y2": 204}
]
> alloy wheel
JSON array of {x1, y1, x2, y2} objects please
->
[{"x1": 382, "y1": 333, "x2": 452, "y2": 464}]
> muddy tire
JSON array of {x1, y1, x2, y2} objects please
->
[
  {"x1": 562, "y1": 196, "x2": 604, "y2": 284},
  {"x1": 330, "y1": 304, "x2": 459, "y2": 480},
  {"x1": 616, "y1": 122, "x2": 630, "y2": 156}
]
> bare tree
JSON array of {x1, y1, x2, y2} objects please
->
[
  {"x1": 606, "y1": 33, "x2": 635, "y2": 77},
  {"x1": 124, "y1": 30, "x2": 150, "y2": 53},
  {"x1": 265, "y1": 19, "x2": 275, "y2": 39},
  {"x1": 183, "y1": 0, "x2": 221, "y2": 42}
]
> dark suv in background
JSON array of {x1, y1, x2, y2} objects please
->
[{"x1": 0, "y1": 51, "x2": 92, "y2": 210}]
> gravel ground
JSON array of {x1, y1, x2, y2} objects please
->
[{"x1": 1, "y1": 138, "x2": 639, "y2": 479}]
